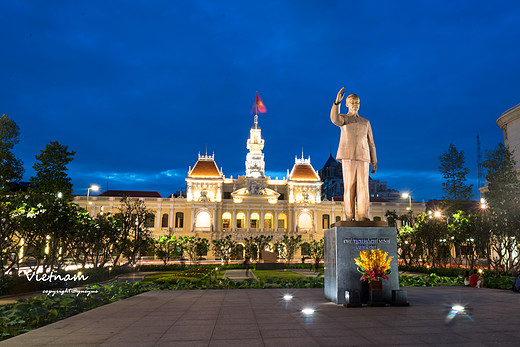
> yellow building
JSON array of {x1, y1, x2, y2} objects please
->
[{"x1": 74, "y1": 115, "x2": 424, "y2": 259}]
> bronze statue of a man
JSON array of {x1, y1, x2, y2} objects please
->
[{"x1": 330, "y1": 87, "x2": 377, "y2": 221}]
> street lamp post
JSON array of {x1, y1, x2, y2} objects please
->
[
  {"x1": 401, "y1": 193, "x2": 413, "y2": 226},
  {"x1": 86, "y1": 185, "x2": 100, "y2": 212},
  {"x1": 401, "y1": 193, "x2": 412, "y2": 211}
]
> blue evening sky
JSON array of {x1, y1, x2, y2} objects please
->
[{"x1": 1, "y1": 1, "x2": 519, "y2": 202}]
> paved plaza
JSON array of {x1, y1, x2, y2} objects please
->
[{"x1": 2, "y1": 286, "x2": 520, "y2": 346}]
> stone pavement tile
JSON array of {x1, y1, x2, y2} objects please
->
[
  {"x1": 211, "y1": 327, "x2": 261, "y2": 340},
  {"x1": 1, "y1": 336, "x2": 57, "y2": 346},
  {"x1": 263, "y1": 336, "x2": 320, "y2": 347},
  {"x1": 485, "y1": 323, "x2": 520, "y2": 332},
  {"x1": 260, "y1": 328, "x2": 310, "y2": 339},
  {"x1": 209, "y1": 338, "x2": 264, "y2": 347},
  {"x1": 154, "y1": 339, "x2": 209, "y2": 347},
  {"x1": 415, "y1": 332, "x2": 473, "y2": 344},
  {"x1": 313, "y1": 334, "x2": 373, "y2": 346},
  {"x1": 462, "y1": 331, "x2": 520, "y2": 343},
  {"x1": 174, "y1": 319, "x2": 218, "y2": 327},
  {"x1": 256, "y1": 323, "x2": 302, "y2": 330},
  {"x1": 213, "y1": 323, "x2": 258, "y2": 330},
  {"x1": 367, "y1": 333, "x2": 450, "y2": 345},
  {"x1": 98, "y1": 332, "x2": 162, "y2": 345},
  {"x1": 304, "y1": 327, "x2": 356, "y2": 337},
  {"x1": 216, "y1": 317, "x2": 257, "y2": 324},
  {"x1": 162, "y1": 325, "x2": 214, "y2": 340},
  {"x1": 49, "y1": 333, "x2": 115, "y2": 345}
]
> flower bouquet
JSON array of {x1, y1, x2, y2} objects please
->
[{"x1": 354, "y1": 249, "x2": 393, "y2": 282}]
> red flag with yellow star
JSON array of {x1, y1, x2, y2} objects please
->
[{"x1": 251, "y1": 92, "x2": 267, "y2": 114}]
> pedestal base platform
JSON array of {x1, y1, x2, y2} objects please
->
[{"x1": 324, "y1": 226, "x2": 400, "y2": 305}]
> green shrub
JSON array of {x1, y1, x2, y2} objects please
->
[
  {"x1": 482, "y1": 275, "x2": 515, "y2": 290},
  {"x1": 399, "y1": 274, "x2": 463, "y2": 287},
  {"x1": 0, "y1": 281, "x2": 145, "y2": 341}
]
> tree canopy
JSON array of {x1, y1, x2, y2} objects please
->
[
  {"x1": 439, "y1": 143, "x2": 473, "y2": 204},
  {"x1": 30, "y1": 141, "x2": 76, "y2": 199},
  {"x1": 0, "y1": 114, "x2": 24, "y2": 188}
]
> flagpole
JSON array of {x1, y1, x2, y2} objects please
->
[{"x1": 255, "y1": 91, "x2": 258, "y2": 126}]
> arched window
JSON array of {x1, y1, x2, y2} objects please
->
[
  {"x1": 278, "y1": 213, "x2": 287, "y2": 229},
  {"x1": 250, "y1": 212, "x2": 260, "y2": 228},
  {"x1": 298, "y1": 212, "x2": 312, "y2": 229},
  {"x1": 175, "y1": 212, "x2": 184, "y2": 228},
  {"x1": 373, "y1": 216, "x2": 382, "y2": 221},
  {"x1": 222, "y1": 212, "x2": 231, "y2": 228},
  {"x1": 161, "y1": 213, "x2": 168, "y2": 228},
  {"x1": 145, "y1": 213, "x2": 155, "y2": 228},
  {"x1": 195, "y1": 211, "x2": 211, "y2": 228},
  {"x1": 264, "y1": 213, "x2": 273, "y2": 229},
  {"x1": 236, "y1": 212, "x2": 246, "y2": 229},
  {"x1": 336, "y1": 216, "x2": 341, "y2": 223},
  {"x1": 322, "y1": 214, "x2": 330, "y2": 229}
]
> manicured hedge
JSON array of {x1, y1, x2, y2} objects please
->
[{"x1": 0, "y1": 281, "x2": 146, "y2": 341}]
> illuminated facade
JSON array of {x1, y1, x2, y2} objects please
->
[
  {"x1": 497, "y1": 102, "x2": 520, "y2": 170},
  {"x1": 75, "y1": 116, "x2": 424, "y2": 260}
]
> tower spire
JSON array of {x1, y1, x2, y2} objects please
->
[{"x1": 245, "y1": 114, "x2": 265, "y2": 178}]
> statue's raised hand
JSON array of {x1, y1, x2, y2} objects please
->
[{"x1": 335, "y1": 87, "x2": 345, "y2": 104}]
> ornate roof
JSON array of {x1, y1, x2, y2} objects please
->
[
  {"x1": 98, "y1": 190, "x2": 162, "y2": 198},
  {"x1": 289, "y1": 156, "x2": 320, "y2": 181},
  {"x1": 188, "y1": 154, "x2": 222, "y2": 178}
]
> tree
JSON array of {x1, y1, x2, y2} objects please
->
[
  {"x1": 0, "y1": 193, "x2": 24, "y2": 277},
  {"x1": 243, "y1": 237, "x2": 258, "y2": 261},
  {"x1": 154, "y1": 235, "x2": 183, "y2": 265},
  {"x1": 439, "y1": 144, "x2": 473, "y2": 206},
  {"x1": 483, "y1": 143, "x2": 520, "y2": 273},
  {"x1": 211, "y1": 235, "x2": 236, "y2": 265},
  {"x1": 243, "y1": 235, "x2": 273, "y2": 261},
  {"x1": 31, "y1": 141, "x2": 75, "y2": 199},
  {"x1": 0, "y1": 114, "x2": 24, "y2": 189},
  {"x1": 414, "y1": 212, "x2": 449, "y2": 267},
  {"x1": 396, "y1": 225, "x2": 418, "y2": 266},
  {"x1": 275, "y1": 235, "x2": 302, "y2": 263},
  {"x1": 115, "y1": 196, "x2": 153, "y2": 265},
  {"x1": 183, "y1": 237, "x2": 209, "y2": 265},
  {"x1": 308, "y1": 239, "x2": 324, "y2": 271}
]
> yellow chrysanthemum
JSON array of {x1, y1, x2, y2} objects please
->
[{"x1": 354, "y1": 249, "x2": 393, "y2": 272}]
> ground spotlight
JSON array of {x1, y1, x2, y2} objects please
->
[
  {"x1": 283, "y1": 294, "x2": 293, "y2": 301},
  {"x1": 301, "y1": 308, "x2": 315, "y2": 315}
]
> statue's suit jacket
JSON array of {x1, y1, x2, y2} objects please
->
[{"x1": 330, "y1": 104, "x2": 377, "y2": 165}]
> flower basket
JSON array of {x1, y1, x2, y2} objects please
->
[
  {"x1": 354, "y1": 249, "x2": 393, "y2": 283},
  {"x1": 369, "y1": 279, "x2": 383, "y2": 291}
]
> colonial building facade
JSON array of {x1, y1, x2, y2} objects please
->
[{"x1": 74, "y1": 115, "x2": 424, "y2": 260}]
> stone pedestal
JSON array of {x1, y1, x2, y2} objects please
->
[{"x1": 324, "y1": 226, "x2": 400, "y2": 305}]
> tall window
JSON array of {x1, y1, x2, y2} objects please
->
[
  {"x1": 161, "y1": 213, "x2": 168, "y2": 228},
  {"x1": 322, "y1": 214, "x2": 330, "y2": 229},
  {"x1": 236, "y1": 212, "x2": 246, "y2": 229},
  {"x1": 336, "y1": 216, "x2": 341, "y2": 223},
  {"x1": 175, "y1": 212, "x2": 184, "y2": 228},
  {"x1": 145, "y1": 213, "x2": 155, "y2": 228},
  {"x1": 250, "y1": 212, "x2": 259, "y2": 229},
  {"x1": 278, "y1": 213, "x2": 287, "y2": 229},
  {"x1": 264, "y1": 213, "x2": 273, "y2": 229},
  {"x1": 222, "y1": 212, "x2": 231, "y2": 228}
]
